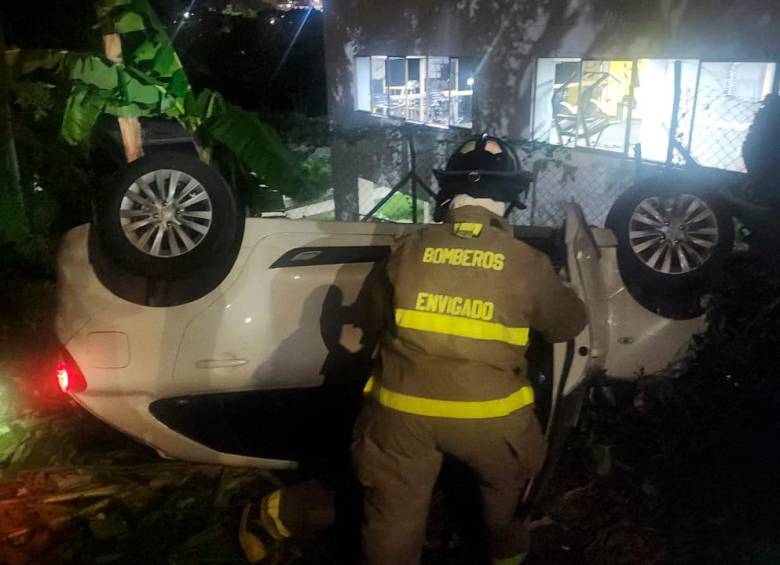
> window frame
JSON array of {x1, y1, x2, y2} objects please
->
[
  {"x1": 385, "y1": 56, "x2": 409, "y2": 120},
  {"x1": 449, "y1": 56, "x2": 476, "y2": 130},
  {"x1": 354, "y1": 56, "x2": 372, "y2": 112},
  {"x1": 369, "y1": 55, "x2": 389, "y2": 117},
  {"x1": 404, "y1": 56, "x2": 427, "y2": 124},
  {"x1": 531, "y1": 56, "x2": 778, "y2": 171},
  {"x1": 353, "y1": 54, "x2": 475, "y2": 131}
]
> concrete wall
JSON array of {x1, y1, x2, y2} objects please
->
[{"x1": 322, "y1": 0, "x2": 780, "y2": 222}]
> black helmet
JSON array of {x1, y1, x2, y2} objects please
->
[{"x1": 433, "y1": 134, "x2": 531, "y2": 220}]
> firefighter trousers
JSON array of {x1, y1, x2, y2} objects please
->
[{"x1": 351, "y1": 399, "x2": 545, "y2": 565}]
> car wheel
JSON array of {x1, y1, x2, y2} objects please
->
[
  {"x1": 94, "y1": 152, "x2": 242, "y2": 280},
  {"x1": 605, "y1": 176, "x2": 734, "y2": 318}
]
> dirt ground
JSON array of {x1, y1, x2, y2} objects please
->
[{"x1": 0, "y1": 394, "x2": 657, "y2": 565}]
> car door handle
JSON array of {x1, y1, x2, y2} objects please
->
[
  {"x1": 195, "y1": 358, "x2": 248, "y2": 369},
  {"x1": 289, "y1": 250, "x2": 322, "y2": 262}
]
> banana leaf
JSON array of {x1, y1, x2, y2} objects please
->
[
  {"x1": 69, "y1": 56, "x2": 119, "y2": 91},
  {"x1": 131, "y1": 40, "x2": 160, "y2": 64},
  {"x1": 150, "y1": 44, "x2": 181, "y2": 78},
  {"x1": 104, "y1": 102, "x2": 146, "y2": 118},
  {"x1": 200, "y1": 106, "x2": 304, "y2": 198},
  {"x1": 114, "y1": 10, "x2": 146, "y2": 34},
  {"x1": 61, "y1": 86, "x2": 105, "y2": 145},
  {"x1": 19, "y1": 0, "x2": 311, "y2": 204},
  {"x1": 121, "y1": 71, "x2": 162, "y2": 106}
]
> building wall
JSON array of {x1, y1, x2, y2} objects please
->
[{"x1": 322, "y1": 0, "x2": 780, "y2": 222}]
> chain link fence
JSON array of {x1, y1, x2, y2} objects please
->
[
  {"x1": 511, "y1": 63, "x2": 770, "y2": 228},
  {"x1": 683, "y1": 92, "x2": 759, "y2": 173},
  {"x1": 336, "y1": 77, "x2": 765, "y2": 228},
  {"x1": 352, "y1": 148, "x2": 638, "y2": 228},
  {"x1": 510, "y1": 148, "x2": 637, "y2": 227},
  {"x1": 676, "y1": 62, "x2": 771, "y2": 172}
]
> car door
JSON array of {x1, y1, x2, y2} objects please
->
[
  {"x1": 157, "y1": 218, "x2": 413, "y2": 463},
  {"x1": 519, "y1": 203, "x2": 605, "y2": 512}
]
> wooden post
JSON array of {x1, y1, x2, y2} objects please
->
[{"x1": 99, "y1": 12, "x2": 144, "y2": 163}]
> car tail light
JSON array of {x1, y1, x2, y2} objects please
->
[{"x1": 56, "y1": 348, "x2": 87, "y2": 393}]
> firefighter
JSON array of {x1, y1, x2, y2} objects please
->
[{"x1": 352, "y1": 134, "x2": 587, "y2": 565}]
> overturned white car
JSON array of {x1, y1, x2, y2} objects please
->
[{"x1": 54, "y1": 153, "x2": 733, "y2": 509}]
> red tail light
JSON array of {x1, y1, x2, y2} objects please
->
[{"x1": 56, "y1": 349, "x2": 87, "y2": 393}]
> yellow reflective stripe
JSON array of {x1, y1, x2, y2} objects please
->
[
  {"x1": 261, "y1": 489, "x2": 291, "y2": 539},
  {"x1": 238, "y1": 505, "x2": 268, "y2": 562},
  {"x1": 493, "y1": 553, "x2": 528, "y2": 565},
  {"x1": 365, "y1": 378, "x2": 534, "y2": 419},
  {"x1": 453, "y1": 222, "x2": 483, "y2": 237},
  {"x1": 395, "y1": 308, "x2": 529, "y2": 346}
]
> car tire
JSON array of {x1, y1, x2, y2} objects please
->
[
  {"x1": 94, "y1": 152, "x2": 242, "y2": 280},
  {"x1": 605, "y1": 176, "x2": 734, "y2": 318}
]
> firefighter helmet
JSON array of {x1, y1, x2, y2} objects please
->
[{"x1": 433, "y1": 134, "x2": 531, "y2": 220}]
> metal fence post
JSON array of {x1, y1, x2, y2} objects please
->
[{"x1": 666, "y1": 60, "x2": 682, "y2": 166}]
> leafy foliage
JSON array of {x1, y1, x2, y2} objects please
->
[
  {"x1": 50, "y1": 0, "x2": 307, "y2": 200},
  {"x1": 4, "y1": 49, "x2": 86, "y2": 82},
  {"x1": 59, "y1": 1, "x2": 191, "y2": 143},
  {"x1": 374, "y1": 193, "x2": 427, "y2": 222},
  {"x1": 200, "y1": 104, "x2": 303, "y2": 197},
  {"x1": 4, "y1": 76, "x2": 95, "y2": 275},
  {"x1": 575, "y1": 236, "x2": 780, "y2": 564},
  {"x1": 9, "y1": 82, "x2": 55, "y2": 121},
  {"x1": 297, "y1": 156, "x2": 333, "y2": 203}
]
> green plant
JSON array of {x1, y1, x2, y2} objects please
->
[
  {"x1": 9, "y1": 1, "x2": 310, "y2": 202},
  {"x1": 296, "y1": 156, "x2": 332, "y2": 203},
  {"x1": 374, "y1": 192, "x2": 427, "y2": 222}
]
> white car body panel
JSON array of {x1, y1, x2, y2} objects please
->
[
  {"x1": 56, "y1": 205, "x2": 703, "y2": 469},
  {"x1": 599, "y1": 252, "x2": 705, "y2": 377},
  {"x1": 565, "y1": 206, "x2": 706, "y2": 382},
  {"x1": 174, "y1": 232, "x2": 395, "y2": 394}
]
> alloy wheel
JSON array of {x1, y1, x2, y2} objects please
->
[
  {"x1": 628, "y1": 193, "x2": 719, "y2": 274},
  {"x1": 119, "y1": 169, "x2": 213, "y2": 257}
]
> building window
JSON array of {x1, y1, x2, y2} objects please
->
[
  {"x1": 534, "y1": 58, "x2": 635, "y2": 153},
  {"x1": 632, "y1": 59, "x2": 699, "y2": 162},
  {"x1": 533, "y1": 58, "x2": 776, "y2": 171},
  {"x1": 450, "y1": 57, "x2": 475, "y2": 129},
  {"x1": 354, "y1": 55, "x2": 474, "y2": 130}
]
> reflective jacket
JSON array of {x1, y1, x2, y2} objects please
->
[{"x1": 361, "y1": 205, "x2": 586, "y2": 418}]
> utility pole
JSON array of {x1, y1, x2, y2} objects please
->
[{"x1": 0, "y1": 16, "x2": 29, "y2": 242}]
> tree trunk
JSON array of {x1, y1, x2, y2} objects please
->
[
  {"x1": 101, "y1": 31, "x2": 144, "y2": 163},
  {"x1": 117, "y1": 116, "x2": 144, "y2": 163},
  {"x1": 0, "y1": 19, "x2": 29, "y2": 242}
]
